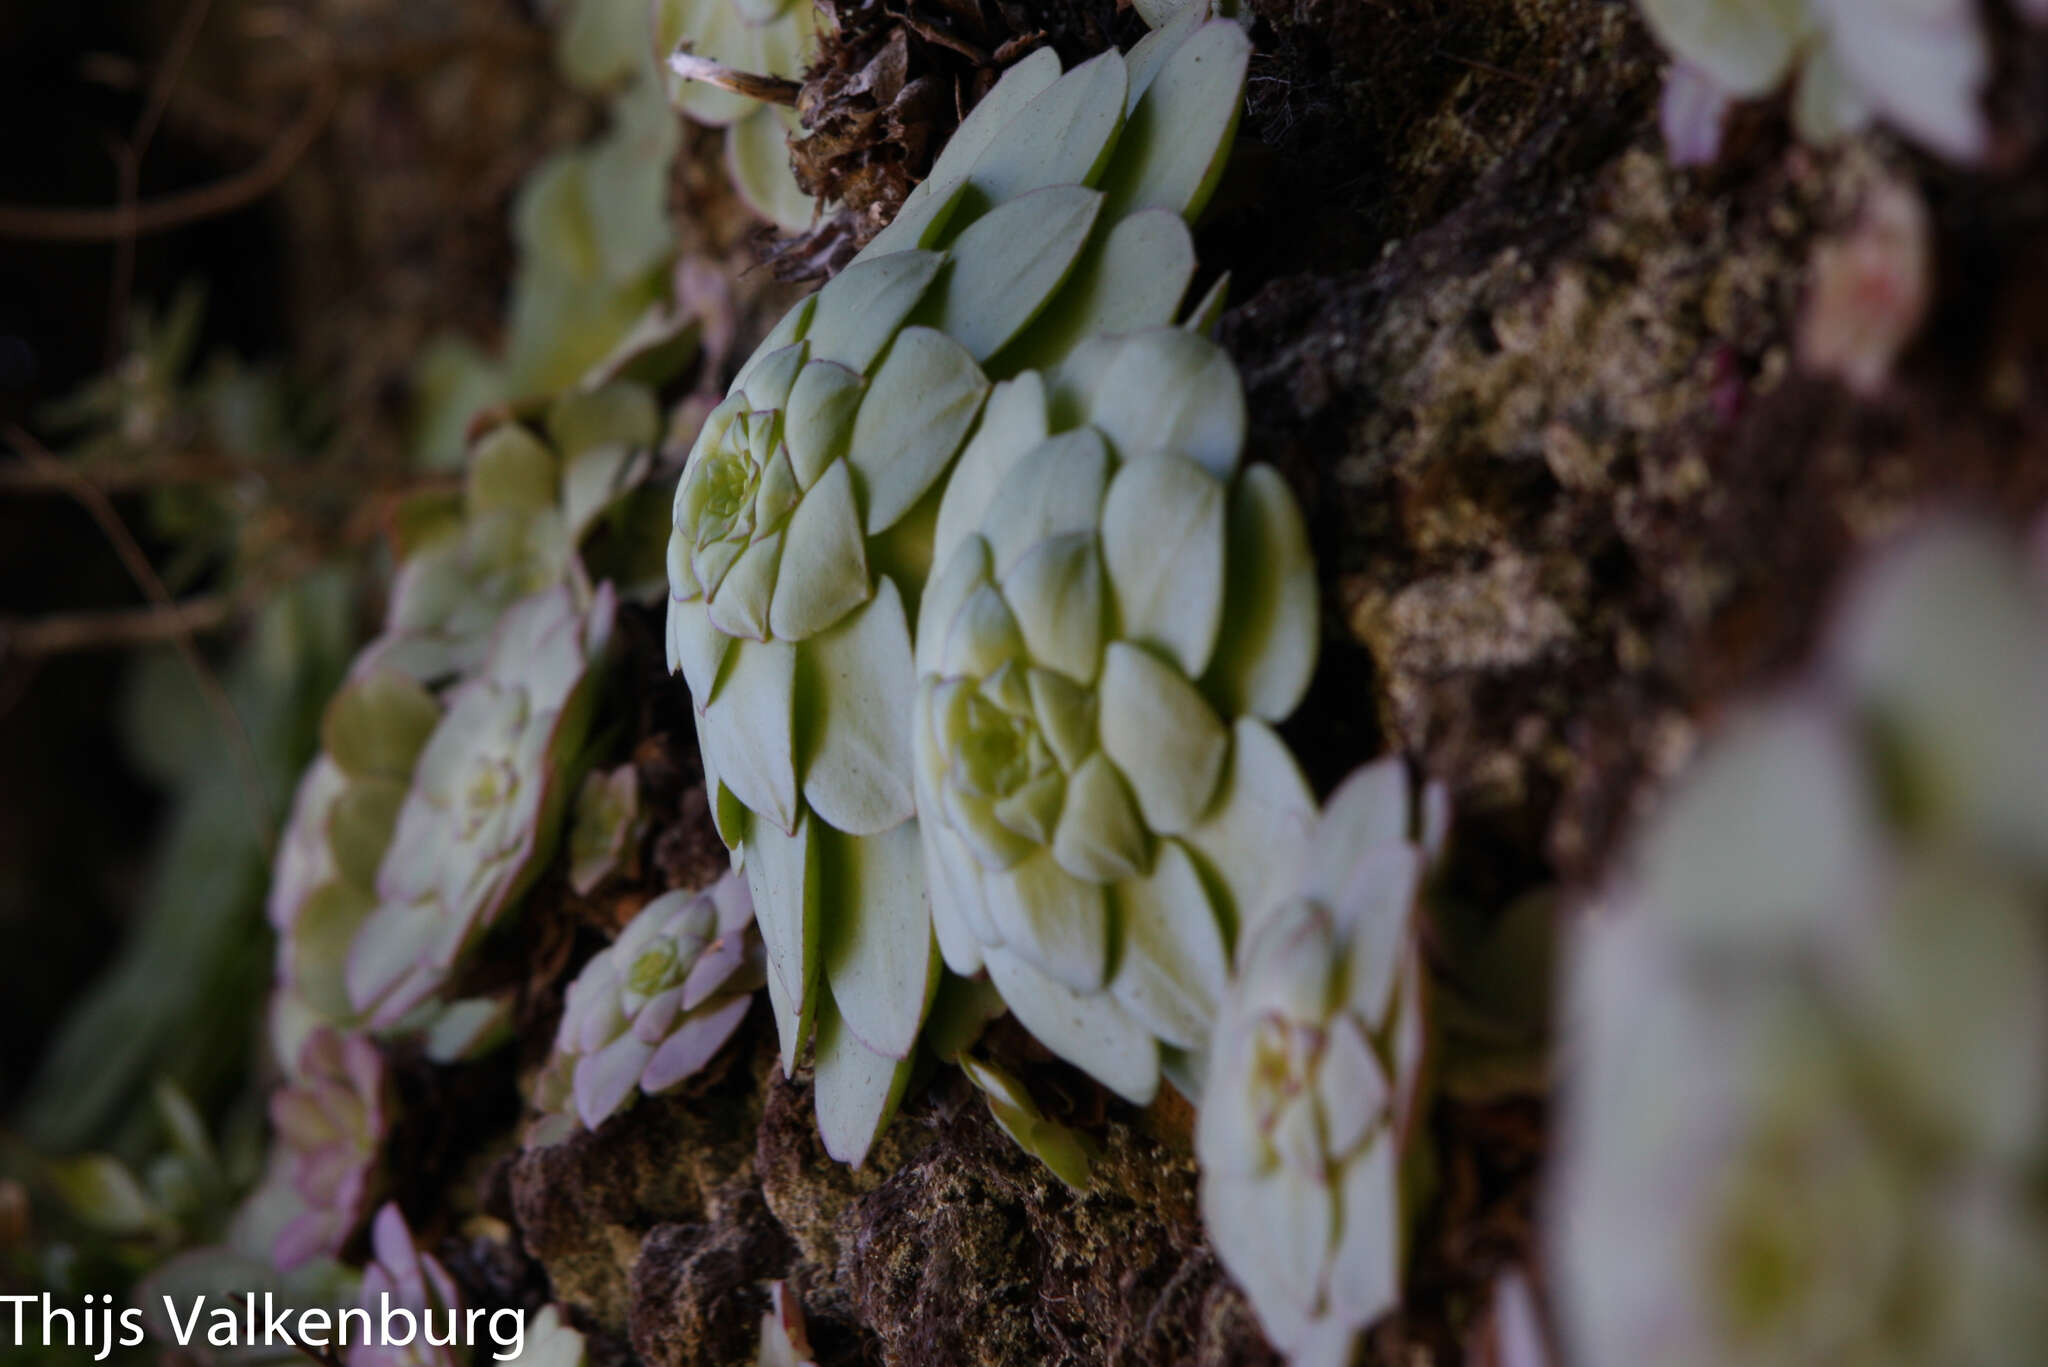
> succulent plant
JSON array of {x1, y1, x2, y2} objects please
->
[
  {"x1": 1552, "y1": 519, "x2": 2048, "y2": 1367},
  {"x1": 1197, "y1": 759, "x2": 1440, "y2": 1367},
  {"x1": 567, "y1": 763, "x2": 643, "y2": 895},
  {"x1": 348, "y1": 583, "x2": 618, "y2": 1029},
  {"x1": 1643, "y1": 0, "x2": 1989, "y2": 166},
  {"x1": 348, "y1": 1204, "x2": 465, "y2": 1367},
  {"x1": 913, "y1": 324, "x2": 1319, "y2": 1103},
  {"x1": 270, "y1": 670, "x2": 444, "y2": 1030},
  {"x1": 655, "y1": 0, "x2": 818, "y2": 230},
  {"x1": 269, "y1": 1029, "x2": 390, "y2": 1272},
  {"x1": 667, "y1": 17, "x2": 1255, "y2": 1161},
  {"x1": 531, "y1": 873, "x2": 764, "y2": 1137}
]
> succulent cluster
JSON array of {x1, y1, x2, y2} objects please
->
[
  {"x1": 1198, "y1": 760, "x2": 1443, "y2": 1367},
  {"x1": 915, "y1": 327, "x2": 1319, "y2": 1103},
  {"x1": 656, "y1": 0, "x2": 819, "y2": 229},
  {"x1": 532, "y1": 873, "x2": 764, "y2": 1137},
  {"x1": 667, "y1": 11, "x2": 1262, "y2": 1163},
  {"x1": 270, "y1": 1030, "x2": 391, "y2": 1272},
  {"x1": 1643, "y1": 0, "x2": 1992, "y2": 166},
  {"x1": 1552, "y1": 518, "x2": 2048, "y2": 1367}
]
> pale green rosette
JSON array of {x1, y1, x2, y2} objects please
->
[
  {"x1": 1197, "y1": 760, "x2": 1440, "y2": 1367},
  {"x1": 911, "y1": 326, "x2": 1321, "y2": 1106},
  {"x1": 347, "y1": 582, "x2": 618, "y2": 1029},
  {"x1": 1553, "y1": 520, "x2": 2048, "y2": 1367},
  {"x1": 666, "y1": 19, "x2": 1253, "y2": 1163}
]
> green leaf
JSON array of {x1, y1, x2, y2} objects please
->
[
  {"x1": 784, "y1": 361, "x2": 865, "y2": 490},
  {"x1": 799, "y1": 576, "x2": 917, "y2": 832},
  {"x1": 727, "y1": 104, "x2": 814, "y2": 233},
  {"x1": 1097, "y1": 20, "x2": 1250, "y2": 223},
  {"x1": 1183, "y1": 271, "x2": 1230, "y2": 334},
  {"x1": 961, "y1": 1056, "x2": 1094, "y2": 1190},
  {"x1": 923, "y1": 973, "x2": 1007, "y2": 1060},
  {"x1": 818, "y1": 819, "x2": 937, "y2": 1058},
  {"x1": 1107, "y1": 841, "x2": 1225, "y2": 1049},
  {"x1": 1051, "y1": 750, "x2": 1150, "y2": 882},
  {"x1": 322, "y1": 671, "x2": 441, "y2": 783},
  {"x1": 1099, "y1": 643, "x2": 1228, "y2": 835},
  {"x1": 701, "y1": 639, "x2": 801, "y2": 831},
  {"x1": 983, "y1": 945, "x2": 1159, "y2": 1103},
  {"x1": 708, "y1": 526, "x2": 785, "y2": 640},
  {"x1": 966, "y1": 50, "x2": 1130, "y2": 205},
  {"x1": 740, "y1": 339, "x2": 810, "y2": 412},
  {"x1": 47, "y1": 1154, "x2": 159, "y2": 1235},
  {"x1": 860, "y1": 173, "x2": 973, "y2": 260},
  {"x1": 1204, "y1": 465, "x2": 1318, "y2": 720},
  {"x1": 932, "y1": 185, "x2": 1103, "y2": 362},
  {"x1": 668, "y1": 592, "x2": 734, "y2": 703},
  {"x1": 983, "y1": 850, "x2": 1110, "y2": 991},
  {"x1": 1002, "y1": 209, "x2": 1196, "y2": 372},
  {"x1": 916, "y1": 535, "x2": 995, "y2": 678},
  {"x1": 328, "y1": 777, "x2": 407, "y2": 888},
  {"x1": 468, "y1": 423, "x2": 561, "y2": 513},
  {"x1": 923, "y1": 48, "x2": 1063, "y2": 194},
  {"x1": 746, "y1": 812, "x2": 821, "y2": 1073},
  {"x1": 812, "y1": 989, "x2": 915, "y2": 1166},
  {"x1": 1058, "y1": 328, "x2": 1245, "y2": 476},
  {"x1": 1004, "y1": 534, "x2": 1106, "y2": 685},
  {"x1": 932, "y1": 375, "x2": 1050, "y2": 567},
  {"x1": 804, "y1": 252, "x2": 946, "y2": 374},
  {"x1": 845, "y1": 327, "x2": 989, "y2": 534},
  {"x1": 549, "y1": 382, "x2": 659, "y2": 455},
  {"x1": 1102, "y1": 452, "x2": 1227, "y2": 679},
  {"x1": 1184, "y1": 717, "x2": 1317, "y2": 936},
  {"x1": 981, "y1": 428, "x2": 1112, "y2": 574},
  {"x1": 732, "y1": 295, "x2": 817, "y2": 395}
]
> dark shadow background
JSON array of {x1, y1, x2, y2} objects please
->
[{"x1": 0, "y1": 0, "x2": 289, "y2": 1111}]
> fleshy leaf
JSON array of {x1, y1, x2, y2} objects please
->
[
  {"x1": 983, "y1": 850, "x2": 1111, "y2": 991},
  {"x1": 783, "y1": 361, "x2": 865, "y2": 490},
  {"x1": 846, "y1": 326, "x2": 989, "y2": 533},
  {"x1": 1185, "y1": 717, "x2": 1318, "y2": 936},
  {"x1": 812, "y1": 990, "x2": 915, "y2": 1166},
  {"x1": 707, "y1": 526, "x2": 783, "y2": 641},
  {"x1": 1097, "y1": 20, "x2": 1250, "y2": 223},
  {"x1": 1005, "y1": 534, "x2": 1106, "y2": 685},
  {"x1": 731, "y1": 296, "x2": 816, "y2": 396},
  {"x1": 818, "y1": 819, "x2": 937, "y2": 1059},
  {"x1": 800, "y1": 577, "x2": 918, "y2": 834},
  {"x1": 727, "y1": 104, "x2": 814, "y2": 233},
  {"x1": 966, "y1": 50, "x2": 1130, "y2": 204},
  {"x1": 468, "y1": 424, "x2": 558, "y2": 514},
  {"x1": 961, "y1": 1056, "x2": 1094, "y2": 1190},
  {"x1": 1102, "y1": 452, "x2": 1227, "y2": 678},
  {"x1": 1058, "y1": 329, "x2": 1244, "y2": 476},
  {"x1": 1099, "y1": 643, "x2": 1229, "y2": 835},
  {"x1": 981, "y1": 428, "x2": 1113, "y2": 574},
  {"x1": 804, "y1": 252, "x2": 946, "y2": 374},
  {"x1": 323, "y1": 671, "x2": 440, "y2": 783},
  {"x1": 668, "y1": 593, "x2": 732, "y2": 705},
  {"x1": 932, "y1": 374, "x2": 1052, "y2": 566},
  {"x1": 1110, "y1": 840, "x2": 1227, "y2": 1050},
  {"x1": 984, "y1": 946, "x2": 1159, "y2": 1104},
  {"x1": 1004, "y1": 209, "x2": 1196, "y2": 371},
  {"x1": 1052, "y1": 751, "x2": 1150, "y2": 883},
  {"x1": 746, "y1": 812, "x2": 820, "y2": 1073},
  {"x1": 1205, "y1": 465, "x2": 1319, "y2": 720},
  {"x1": 700, "y1": 639, "x2": 801, "y2": 832},
  {"x1": 933, "y1": 185, "x2": 1104, "y2": 362},
  {"x1": 769, "y1": 459, "x2": 873, "y2": 641},
  {"x1": 916, "y1": 535, "x2": 994, "y2": 678}
]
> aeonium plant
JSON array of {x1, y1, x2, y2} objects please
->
[
  {"x1": 1197, "y1": 759, "x2": 1444, "y2": 1367},
  {"x1": 530, "y1": 872, "x2": 764, "y2": 1141},
  {"x1": 668, "y1": 16, "x2": 1256, "y2": 1163},
  {"x1": 347, "y1": 582, "x2": 618, "y2": 1030},
  {"x1": 269, "y1": 1029, "x2": 391, "y2": 1272},
  {"x1": 913, "y1": 327, "x2": 1320, "y2": 1105},
  {"x1": 656, "y1": 0, "x2": 818, "y2": 230}
]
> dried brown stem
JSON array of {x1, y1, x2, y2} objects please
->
[
  {"x1": 667, "y1": 50, "x2": 802, "y2": 107},
  {"x1": 0, "y1": 596, "x2": 238, "y2": 658}
]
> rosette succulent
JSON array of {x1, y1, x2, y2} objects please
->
[
  {"x1": 1197, "y1": 759, "x2": 1440, "y2": 1367},
  {"x1": 532, "y1": 873, "x2": 764, "y2": 1136},
  {"x1": 270, "y1": 1029, "x2": 390, "y2": 1272},
  {"x1": 913, "y1": 324, "x2": 1319, "y2": 1103},
  {"x1": 656, "y1": 0, "x2": 817, "y2": 230},
  {"x1": 349, "y1": 1205, "x2": 465, "y2": 1367},
  {"x1": 1643, "y1": 0, "x2": 1989, "y2": 166},
  {"x1": 1552, "y1": 519, "x2": 2048, "y2": 1367},
  {"x1": 270, "y1": 670, "x2": 443, "y2": 1027},
  {"x1": 348, "y1": 583, "x2": 618, "y2": 1029},
  {"x1": 667, "y1": 16, "x2": 1254, "y2": 1160}
]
